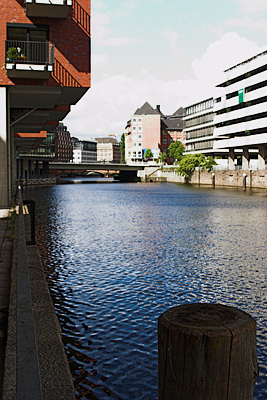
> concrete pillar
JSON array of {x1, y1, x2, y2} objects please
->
[
  {"x1": 258, "y1": 145, "x2": 266, "y2": 170},
  {"x1": 0, "y1": 87, "x2": 9, "y2": 208},
  {"x1": 228, "y1": 148, "x2": 235, "y2": 170},
  {"x1": 242, "y1": 147, "x2": 249, "y2": 170}
]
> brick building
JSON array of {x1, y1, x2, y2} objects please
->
[
  {"x1": 55, "y1": 123, "x2": 73, "y2": 162},
  {"x1": 0, "y1": 0, "x2": 91, "y2": 207},
  {"x1": 125, "y1": 102, "x2": 184, "y2": 164}
]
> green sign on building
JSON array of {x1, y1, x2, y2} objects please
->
[{"x1": 238, "y1": 89, "x2": 244, "y2": 103}]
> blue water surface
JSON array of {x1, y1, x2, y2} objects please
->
[{"x1": 26, "y1": 182, "x2": 267, "y2": 399}]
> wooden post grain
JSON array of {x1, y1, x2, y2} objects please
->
[{"x1": 158, "y1": 303, "x2": 258, "y2": 400}]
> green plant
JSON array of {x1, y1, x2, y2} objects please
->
[
  {"x1": 6, "y1": 47, "x2": 18, "y2": 61},
  {"x1": 176, "y1": 154, "x2": 217, "y2": 180},
  {"x1": 168, "y1": 140, "x2": 184, "y2": 163},
  {"x1": 144, "y1": 148, "x2": 154, "y2": 159},
  {"x1": 156, "y1": 151, "x2": 167, "y2": 164},
  {"x1": 120, "y1": 133, "x2": 125, "y2": 163}
]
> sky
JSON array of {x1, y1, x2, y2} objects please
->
[{"x1": 64, "y1": 0, "x2": 267, "y2": 140}]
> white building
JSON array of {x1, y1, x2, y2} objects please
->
[
  {"x1": 184, "y1": 49, "x2": 267, "y2": 170},
  {"x1": 184, "y1": 98, "x2": 216, "y2": 154},
  {"x1": 72, "y1": 138, "x2": 97, "y2": 163},
  {"x1": 213, "y1": 50, "x2": 267, "y2": 169}
]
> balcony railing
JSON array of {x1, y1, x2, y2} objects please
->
[
  {"x1": 24, "y1": 0, "x2": 72, "y2": 19},
  {"x1": 5, "y1": 40, "x2": 54, "y2": 65}
]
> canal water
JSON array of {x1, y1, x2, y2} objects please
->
[{"x1": 25, "y1": 182, "x2": 267, "y2": 400}]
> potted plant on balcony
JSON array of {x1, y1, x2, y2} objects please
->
[{"x1": 6, "y1": 47, "x2": 19, "y2": 62}]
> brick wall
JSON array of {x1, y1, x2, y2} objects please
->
[{"x1": 0, "y1": 0, "x2": 90, "y2": 88}]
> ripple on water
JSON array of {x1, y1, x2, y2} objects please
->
[{"x1": 26, "y1": 183, "x2": 267, "y2": 400}]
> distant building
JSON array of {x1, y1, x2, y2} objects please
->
[
  {"x1": 55, "y1": 123, "x2": 73, "y2": 162},
  {"x1": 161, "y1": 107, "x2": 185, "y2": 164},
  {"x1": 184, "y1": 98, "x2": 217, "y2": 155},
  {"x1": 95, "y1": 136, "x2": 121, "y2": 163},
  {"x1": 125, "y1": 102, "x2": 185, "y2": 164},
  {"x1": 213, "y1": 50, "x2": 267, "y2": 169},
  {"x1": 72, "y1": 137, "x2": 97, "y2": 163}
]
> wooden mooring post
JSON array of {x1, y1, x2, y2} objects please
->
[{"x1": 158, "y1": 303, "x2": 258, "y2": 400}]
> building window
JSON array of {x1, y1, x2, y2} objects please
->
[{"x1": 138, "y1": 118, "x2": 142, "y2": 124}]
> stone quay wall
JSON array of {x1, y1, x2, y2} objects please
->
[{"x1": 140, "y1": 167, "x2": 267, "y2": 189}]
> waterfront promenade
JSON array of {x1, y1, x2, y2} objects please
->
[
  {"x1": 0, "y1": 210, "x2": 11, "y2": 399},
  {"x1": 0, "y1": 206, "x2": 75, "y2": 400}
]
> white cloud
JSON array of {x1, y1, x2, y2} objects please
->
[
  {"x1": 191, "y1": 32, "x2": 260, "y2": 97},
  {"x1": 162, "y1": 30, "x2": 181, "y2": 55},
  {"x1": 64, "y1": 33, "x2": 261, "y2": 139},
  {"x1": 92, "y1": 53, "x2": 110, "y2": 69},
  {"x1": 234, "y1": 0, "x2": 267, "y2": 13}
]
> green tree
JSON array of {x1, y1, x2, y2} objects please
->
[
  {"x1": 120, "y1": 133, "x2": 125, "y2": 163},
  {"x1": 168, "y1": 140, "x2": 184, "y2": 163},
  {"x1": 144, "y1": 148, "x2": 154, "y2": 159},
  {"x1": 205, "y1": 156, "x2": 217, "y2": 171},
  {"x1": 156, "y1": 152, "x2": 167, "y2": 164},
  {"x1": 176, "y1": 153, "x2": 216, "y2": 180}
]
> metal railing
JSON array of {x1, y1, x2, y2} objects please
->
[
  {"x1": 53, "y1": 58, "x2": 81, "y2": 87},
  {"x1": 72, "y1": 0, "x2": 90, "y2": 34},
  {"x1": 5, "y1": 40, "x2": 54, "y2": 65}
]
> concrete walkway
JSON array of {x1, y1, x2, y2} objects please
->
[
  {"x1": 0, "y1": 210, "x2": 12, "y2": 399},
  {"x1": 0, "y1": 206, "x2": 75, "y2": 399}
]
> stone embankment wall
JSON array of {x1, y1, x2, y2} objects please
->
[{"x1": 140, "y1": 167, "x2": 267, "y2": 189}]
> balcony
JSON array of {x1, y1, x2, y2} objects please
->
[
  {"x1": 24, "y1": 0, "x2": 72, "y2": 19},
  {"x1": 5, "y1": 40, "x2": 54, "y2": 79}
]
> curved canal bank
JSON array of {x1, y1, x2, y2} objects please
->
[{"x1": 24, "y1": 182, "x2": 267, "y2": 400}]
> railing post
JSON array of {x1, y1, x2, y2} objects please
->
[{"x1": 158, "y1": 303, "x2": 258, "y2": 400}]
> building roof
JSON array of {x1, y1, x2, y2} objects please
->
[
  {"x1": 95, "y1": 137, "x2": 118, "y2": 144},
  {"x1": 171, "y1": 107, "x2": 184, "y2": 117},
  {"x1": 161, "y1": 116, "x2": 184, "y2": 130},
  {"x1": 134, "y1": 102, "x2": 162, "y2": 115}
]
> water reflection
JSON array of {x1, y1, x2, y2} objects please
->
[{"x1": 26, "y1": 183, "x2": 267, "y2": 400}]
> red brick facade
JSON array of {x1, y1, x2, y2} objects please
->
[{"x1": 0, "y1": 0, "x2": 91, "y2": 88}]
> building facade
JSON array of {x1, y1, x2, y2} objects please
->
[
  {"x1": 161, "y1": 107, "x2": 185, "y2": 163},
  {"x1": 95, "y1": 136, "x2": 121, "y2": 163},
  {"x1": 184, "y1": 50, "x2": 267, "y2": 170},
  {"x1": 213, "y1": 50, "x2": 267, "y2": 169},
  {"x1": 72, "y1": 137, "x2": 97, "y2": 163},
  {"x1": 125, "y1": 102, "x2": 185, "y2": 164},
  {"x1": 0, "y1": 0, "x2": 91, "y2": 206},
  {"x1": 55, "y1": 123, "x2": 73, "y2": 162},
  {"x1": 125, "y1": 102, "x2": 162, "y2": 164}
]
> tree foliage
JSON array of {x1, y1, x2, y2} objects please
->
[
  {"x1": 156, "y1": 152, "x2": 167, "y2": 164},
  {"x1": 144, "y1": 148, "x2": 154, "y2": 159},
  {"x1": 120, "y1": 133, "x2": 125, "y2": 163},
  {"x1": 168, "y1": 141, "x2": 184, "y2": 163},
  {"x1": 176, "y1": 154, "x2": 217, "y2": 179}
]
